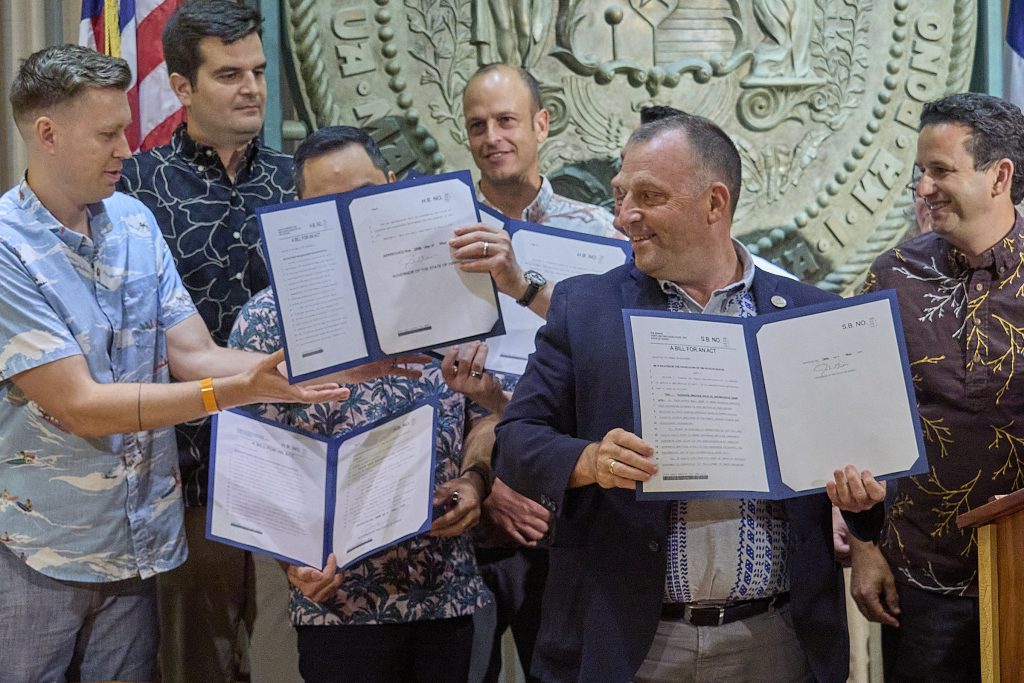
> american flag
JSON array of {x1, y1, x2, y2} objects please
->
[{"x1": 79, "y1": 0, "x2": 186, "y2": 151}]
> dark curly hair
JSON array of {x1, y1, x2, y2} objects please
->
[{"x1": 921, "y1": 93, "x2": 1024, "y2": 205}]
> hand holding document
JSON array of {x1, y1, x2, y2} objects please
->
[
  {"x1": 479, "y1": 209, "x2": 632, "y2": 375},
  {"x1": 207, "y1": 401, "x2": 438, "y2": 568},
  {"x1": 258, "y1": 171, "x2": 503, "y2": 382},
  {"x1": 624, "y1": 290, "x2": 927, "y2": 500},
  {"x1": 827, "y1": 464, "x2": 887, "y2": 512}
]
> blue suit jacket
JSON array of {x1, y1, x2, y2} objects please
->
[{"x1": 494, "y1": 264, "x2": 850, "y2": 683}]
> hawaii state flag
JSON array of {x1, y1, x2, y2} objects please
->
[{"x1": 80, "y1": 0, "x2": 186, "y2": 151}]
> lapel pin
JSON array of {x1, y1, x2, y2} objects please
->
[{"x1": 770, "y1": 295, "x2": 788, "y2": 308}]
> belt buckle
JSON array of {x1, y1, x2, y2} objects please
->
[{"x1": 682, "y1": 604, "x2": 727, "y2": 626}]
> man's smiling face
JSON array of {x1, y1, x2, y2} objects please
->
[
  {"x1": 913, "y1": 122, "x2": 1003, "y2": 247},
  {"x1": 462, "y1": 66, "x2": 548, "y2": 190},
  {"x1": 612, "y1": 130, "x2": 717, "y2": 283}
]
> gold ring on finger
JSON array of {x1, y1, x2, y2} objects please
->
[
  {"x1": 608, "y1": 459, "x2": 617, "y2": 475},
  {"x1": 482, "y1": 241, "x2": 489, "y2": 257}
]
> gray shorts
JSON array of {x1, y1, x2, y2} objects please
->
[{"x1": 0, "y1": 543, "x2": 159, "y2": 683}]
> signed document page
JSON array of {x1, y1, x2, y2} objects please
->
[
  {"x1": 756, "y1": 296, "x2": 921, "y2": 492},
  {"x1": 487, "y1": 224, "x2": 630, "y2": 375},
  {"x1": 259, "y1": 200, "x2": 368, "y2": 378},
  {"x1": 627, "y1": 293, "x2": 922, "y2": 499},
  {"x1": 209, "y1": 410, "x2": 328, "y2": 569},
  {"x1": 348, "y1": 178, "x2": 499, "y2": 354},
  {"x1": 331, "y1": 403, "x2": 435, "y2": 567},
  {"x1": 628, "y1": 314, "x2": 770, "y2": 495}
]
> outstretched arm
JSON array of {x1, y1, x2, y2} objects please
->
[{"x1": 11, "y1": 314, "x2": 348, "y2": 439}]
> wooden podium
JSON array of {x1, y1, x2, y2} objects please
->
[{"x1": 957, "y1": 489, "x2": 1024, "y2": 683}]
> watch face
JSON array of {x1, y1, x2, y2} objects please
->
[{"x1": 525, "y1": 270, "x2": 547, "y2": 286}]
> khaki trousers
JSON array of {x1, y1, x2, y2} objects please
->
[{"x1": 634, "y1": 603, "x2": 813, "y2": 683}]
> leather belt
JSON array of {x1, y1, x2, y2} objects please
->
[{"x1": 660, "y1": 592, "x2": 789, "y2": 627}]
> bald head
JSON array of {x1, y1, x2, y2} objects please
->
[{"x1": 464, "y1": 63, "x2": 542, "y2": 113}]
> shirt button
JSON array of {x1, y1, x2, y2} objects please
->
[
  {"x1": 999, "y1": 266, "x2": 1006, "y2": 274},
  {"x1": 648, "y1": 540, "x2": 661, "y2": 553},
  {"x1": 233, "y1": 232, "x2": 241, "y2": 239},
  {"x1": 234, "y1": 273, "x2": 244, "y2": 281},
  {"x1": 197, "y1": 165, "x2": 205, "y2": 172},
  {"x1": 975, "y1": 282, "x2": 984, "y2": 292}
]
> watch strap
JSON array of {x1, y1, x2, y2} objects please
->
[{"x1": 516, "y1": 281, "x2": 541, "y2": 306}]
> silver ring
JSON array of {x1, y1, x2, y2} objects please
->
[
  {"x1": 469, "y1": 370, "x2": 483, "y2": 378},
  {"x1": 482, "y1": 241, "x2": 489, "y2": 257}
]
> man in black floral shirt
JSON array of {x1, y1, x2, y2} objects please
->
[
  {"x1": 850, "y1": 93, "x2": 1024, "y2": 682},
  {"x1": 117, "y1": 2, "x2": 297, "y2": 681}
]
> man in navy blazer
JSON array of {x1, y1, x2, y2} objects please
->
[{"x1": 494, "y1": 114, "x2": 850, "y2": 682}]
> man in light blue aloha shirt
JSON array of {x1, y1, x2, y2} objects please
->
[
  {"x1": 229, "y1": 125, "x2": 493, "y2": 683},
  {"x1": 0, "y1": 45, "x2": 346, "y2": 683}
]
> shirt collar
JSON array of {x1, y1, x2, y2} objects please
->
[
  {"x1": 944, "y1": 211, "x2": 1024, "y2": 276},
  {"x1": 15, "y1": 176, "x2": 37, "y2": 211},
  {"x1": 15, "y1": 176, "x2": 95, "y2": 252},
  {"x1": 171, "y1": 123, "x2": 261, "y2": 174},
  {"x1": 522, "y1": 176, "x2": 554, "y2": 223},
  {"x1": 477, "y1": 175, "x2": 551, "y2": 221},
  {"x1": 658, "y1": 239, "x2": 756, "y2": 311}
]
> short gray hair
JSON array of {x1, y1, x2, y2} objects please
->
[
  {"x1": 626, "y1": 114, "x2": 742, "y2": 216},
  {"x1": 9, "y1": 44, "x2": 131, "y2": 126}
]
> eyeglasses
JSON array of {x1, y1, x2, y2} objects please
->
[{"x1": 906, "y1": 169, "x2": 924, "y2": 197}]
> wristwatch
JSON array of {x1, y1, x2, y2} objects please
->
[{"x1": 516, "y1": 270, "x2": 547, "y2": 306}]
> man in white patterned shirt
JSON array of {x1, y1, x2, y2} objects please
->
[{"x1": 446, "y1": 63, "x2": 623, "y2": 682}]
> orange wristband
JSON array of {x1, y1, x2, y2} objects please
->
[{"x1": 199, "y1": 377, "x2": 220, "y2": 414}]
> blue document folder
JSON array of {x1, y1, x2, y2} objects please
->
[
  {"x1": 207, "y1": 400, "x2": 439, "y2": 569},
  {"x1": 488, "y1": 218, "x2": 632, "y2": 376},
  {"x1": 624, "y1": 290, "x2": 928, "y2": 500},
  {"x1": 257, "y1": 170, "x2": 504, "y2": 383}
]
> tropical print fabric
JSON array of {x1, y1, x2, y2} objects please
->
[
  {"x1": 0, "y1": 181, "x2": 194, "y2": 581},
  {"x1": 863, "y1": 213, "x2": 1024, "y2": 596},
  {"x1": 229, "y1": 288, "x2": 491, "y2": 625},
  {"x1": 119, "y1": 124, "x2": 294, "y2": 507},
  {"x1": 480, "y1": 175, "x2": 622, "y2": 239}
]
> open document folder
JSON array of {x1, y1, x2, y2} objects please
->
[
  {"x1": 207, "y1": 401, "x2": 438, "y2": 569},
  {"x1": 624, "y1": 290, "x2": 928, "y2": 500},
  {"x1": 257, "y1": 170, "x2": 503, "y2": 383},
  {"x1": 468, "y1": 206, "x2": 632, "y2": 376}
]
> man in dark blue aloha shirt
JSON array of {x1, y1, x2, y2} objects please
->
[{"x1": 117, "y1": 2, "x2": 297, "y2": 681}]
